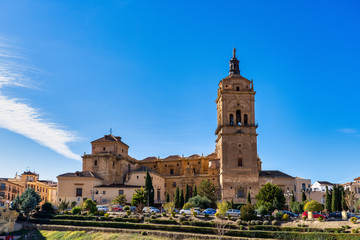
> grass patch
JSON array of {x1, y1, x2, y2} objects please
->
[{"x1": 40, "y1": 231, "x2": 171, "y2": 240}]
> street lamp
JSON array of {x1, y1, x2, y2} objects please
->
[
  {"x1": 306, "y1": 188, "x2": 312, "y2": 200},
  {"x1": 284, "y1": 189, "x2": 293, "y2": 210}
]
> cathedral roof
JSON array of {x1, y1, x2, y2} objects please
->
[
  {"x1": 91, "y1": 134, "x2": 129, "y2": 147},
  {"x1": 259, "y1": 170, "x2": 294, "y2": 178},
  {"x1": 58, "y1": 171, "x2": 103, "y2": 179}
]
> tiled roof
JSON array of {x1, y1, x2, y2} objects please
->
[
  {"x1": 141, "y1": 157, "x2": 158, "y2": 162},
  {"x1": 94, "y1": 184, "x2": 142, "y2": 188},
  {"x1": 259, "y1": 170, "x2": 294, "y2": 178},
  {"x1": 316, "y1": 181, "x2": 334, "y2": 186},
  {"x1": 58, "y1": 171, "x2": 103, "y2": 179},
  {"x1": 164, "y1": 155, "x2": 181, "y2": 160},
  {"x1": 354, "y1": 176, "x2": 360, "y2": 181},
  {"x1": 22, "y1": 171, "x2": 38, "y2": 176},
  {"x1": 91, "y1": 134, "x2": 129, "y2": 147},
  {"x1": 187, "y1": 154, "x2": 201, "y2": 159}
]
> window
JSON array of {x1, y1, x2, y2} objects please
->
[
  {"x1": 157, "y1": 189, "x2": 161, "y2": 201},
  {"x1": 113, "y1": 161, "x2": 115, "y2": 167},
  {"x1": 94, "y1": 160, "x2": 97, "y2": 166},
  {"x1": 153, "y1": 165, "x2": 156, "y2": 168},
  {"x1": 236, "y1": 86, "x2": 240, "y2": 91},
  {"x1": 244, "y1": 114, "x2": 248, "y2": 125},
  {"x1": 236, "y1": 110, "x2": 241, "y2": 125},
  {"x1": 103, "y1": 147, "x2": 106, "y2": 151},
  {"x1": 137, "y1": 176, "x2": 139, "y2": 180},
  {"x1": 172, "y1": 182, "x2": 176, "y2": 187},
  {"x1": 193, "y1": 168, "x2": 196, "y2": 174},
  {"x1": 170, "y1": 169, "x2": 174, "y2": 175},
  {"x1": 0, "y1": 183, "x2": 5, "y2": 190},
  {"x1": 102, "y1": 191, "x2": 106, "y2": 195},
  {"x1": 237, "y1": 188, "x2": 245, "y2": 198},
  {"x1": 177, "y1": 163, "x2": 179, "y2": 166},
  {"x1": 238, "y1": 158, "x2": 243, "y2": 167},
  {"x1": 302, "y1": 183, "x2": 305, "y2": 191},
  {"x1": 230, "y1": 114, "x2": 234, "y2": 125},
  {"x1": 294, "y1": 184, "x2": 297, "y2": 192},
  {"x1": 76, "y1": 188, "x2": 82, "y2": 197}
]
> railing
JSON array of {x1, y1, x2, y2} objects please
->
[{"x1": 215, "y1": 123, "x2": 259, "y2": 135}]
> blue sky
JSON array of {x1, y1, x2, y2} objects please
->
[{"x1": 0, "y1": 1, "x2": 359, "y2": 184}]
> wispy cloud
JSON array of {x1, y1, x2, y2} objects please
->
[
  {"x1": 338, "y1": 128, "x2": 358, "y2": 134},
  {"x1": 0, "y1": 38, "x2": 81, "y2": 160}
]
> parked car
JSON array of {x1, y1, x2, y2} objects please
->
[
  {"x1": 180, "y1": 209, "x2": 192, "y2": 215},
  {"x1": 328, "y1": 212, "x2": 359, "y2": 219},
  {"x1": 173, "y1": 209, "x2": 180, "y2": 214},
  {"x1": 142, "y1": 206, "x2": 160, "y2": 213},
  {"x1": 282, "y1": 210, "x2": 298, "y2": 217},
  {"x1": 112, "y1": 205, "x2": 123, "y2": 212},
  {"x1": 97, "y1": 206, "x2": 109, "y2": 212},
  {"x1": 180, "y1": 208, "x2": 202, "y2": 215},
  {"x1": 227, "y1": 209, "x2": 241, "y2": 217},
  {"x1": 203, "y1": 208, "x2": 216, "y2": 215},
  {"x1": 130, "y1": 206, "x2": 136, "y2": 212},
  {"x1": 302, "y1": 211, "x2": 326, "y2": 219}
]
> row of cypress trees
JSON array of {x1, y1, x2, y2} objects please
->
[
  {"x1": 169, "y1": 183, "x2": 198, "y2": 208},
  {"x1": 325, "y1": 185, "x2": 347, "y2": 212}
]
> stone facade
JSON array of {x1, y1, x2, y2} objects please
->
[
  {"x1": 57, "y1": 49, "x2": 300, "y2": 206},
  {"x1": 0, "y1": 179, "x2": 24, "y2": 207}
]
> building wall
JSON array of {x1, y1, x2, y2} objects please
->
[
  {"x1": 294, "y1": 178, "x2": 311, "y2": 202},
  {"x1": 57, "y1": 176, "x2": 103, "y2": 205},
  {"x1": 0, "y1": 180, "x2": 24, "y2": 207}
]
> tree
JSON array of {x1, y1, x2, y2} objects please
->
[
  {"x1": 255, "y1": 182, "x2": 285, "y2": 211},
  {"x1": 240, "y1": 204, "x2": 256, "y2": 221},
  {"x1": 332, "y1": 185, "x2": 339, "y2": 212},
  {"x1": 131, "y1": 187, "x2": 147, "y2": 206},
  {"x1": 341, "y1": 190, "x2": 347, "y2": 211},
  {"x1": 41, "y1": 202, "x2": 54, "y2": 213},
  {"x1": 216, "y1": 201, "x2": 229, "y2": 218},
  {"x1": 174, "y1": 187, "x2": 180, "y2": 209},
  {"x1": 165, "y1": 192, "x2": 170, "y2": 203},
  {"x1": 325, "y1": 186, "x2": 332, "y2": 212},
  {"x1": 344, "y1": 189, "x2": 356, "y2": 212},
  {"x1": 304, "y1": 200, "x2": 323, "y2": 212},
  {"x1": 112, "y1": 194, "x2": 127, "y2": 205},
  {"x1": 180, "y1": 189, "x2": 184, "y2": 209},
  {"x1": 145, "y1": 171, "x2": 154, "y2": 206},
  {"x1": 247, "y1": 192, "x2": 251, "y2": 204},
  {"x1": 290, "y1": 201, "x2": 303, "y2": 214},
  {"x1": 70, "y1": 201, "x2": 77, "y2": 208},
  {"x1": 198, "y1": 179, "x2": 217, "y2": 204},
  {"x1": 12, "y1": 188, "x2": 41, "y2": 218},
  {"x1": 58, "y1": 199, "x2": 70, "y2": 212},
  {"x1": 193, "y1": 185, "x2": 198, "y2": 197},
  {"x1": 291, "y1": 191, "x2": 296, "y2": 202},
  {"x1": 83, "y1": 199, "x2": 97, "y2": 213},
  {"x1": 188, "y1": 195, "x2": 212, "y2": 209},
  {"x1": 163, "y1": 201, "x2": 175, "y2": 216},
  {"x1": 301, "y1": 191, "x2": 307, "y2": 202},
  {"x1": 256, "y1": 205, "x2": 268, "y2": 219},
  {"x1": 185, "y1": 184, "x2": 190, "y2": 203}
]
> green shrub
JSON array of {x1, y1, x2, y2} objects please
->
[
  {"x1": 263, "y1": 220, "x2": 269, "y2": 225},
  {"x1": 256, "y1": 205, "x2": 268, "y2": 217},
  {"x1": 150, "y1": 215, "x2": 156, "y2": 219},
  {"x1": 179, "y1": 216, "x2": 186, "y2": 222},
  {"x1": 240, "y1": 204, "x2": 256, "y2": 221},
  {"x1": 204, "y1": 213, "x2": 209, "y2": 218},
  {"x1": 351, "y1": 217, "x2": 357, "y2": 224},
  {"x1": 318, "y1": 215, "x2": 324, "y2": 222},
  {"x1": 180, "y1": 221, "x2": 191, "y2": 225},
  {"x1": 146, "y1": 218, "x2": 177, "y2": 225},
  {"x1": 71, "y1": 207, "x2": 81, "y2": 215},
  {"x1": 274, "y1": 211, "x2": 284, "y2": 220},
  {"x1": 351, "y1": 228, "x2": 359, "y2": 233},
  {"x1": 271, "y1": 220, "x2": 278, "y2": 225},
  {"x1": 127, "y1": 210, "x2": 131, "y2": 216},
  {"x1": 171, "y1": 212, "x2": 175, "y2": 218},
  {"x1": 41, "y1": 202, "x2": 54, "y2": 213},
  {"x1": 304, "y1": 200, "x2": 323, "y2": 212},
  {"x1": 98, "y1": 211, "x2": 105, "y2": 216},
  {"x1": 193, "y1": 211, "x2": 197, "y2": 217},
  {"x1": 269, "y1": 215, "x2": 274, "y2": 221},
  {"x1": 64, "y1": 210, "x2": 70, "y2": 215},
  {"x1": 215, "y1": 212, "x2": 220, "y2": 218},
  {"x1": 123, "y1": 205, "x2": 130, "y2": 211},
  {"x1": 141, "y1": 231, "x2": 148, "y2": 235},
  {"x1": 162, "y1": 213, "x2": 166, "y2": 217},
  {"x1": 188, "y1": 195, "x2": 211, "y2": 209},
  {"x1": 255, "y1": 220, "x2": 261, "y2": 225},
  {"x1": 302, "y1": 215, "x2": 307, "y2": 221},
  {"x1": 182, "y1": 213, "x2": 186, "y2": 216},
  {"x1": 104, "y1": 213, "x2": 110, "y2": 218},
  {"x1": 282, "y1": 213, "x2": 289, "y2": 221},
  {"x1": 227, "y1": 215, "x2": 231, "y2": 220},
  {"x1": 182, "y1": 202, "x2": 193, "y2": 209},
  {"x1": 236, "y1": 219, "x2": 241, "y2": 226}
]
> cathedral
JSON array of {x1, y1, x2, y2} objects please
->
[{"x1": 57, "y1": 49, "x2": 298, "y2": 205}]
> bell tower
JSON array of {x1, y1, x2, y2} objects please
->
[{"x1": 215, "y1": 48, "x2": 261, "y2": 202}]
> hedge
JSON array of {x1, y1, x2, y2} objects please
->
[
  {"x1": 248, "y1": 225, "x2": 345, "y2": 233},
  {"x1": 146, "y1": 219, "x2": 177, "y2": 225},
  {"x1": 28, "y1": 219, "x2": 360, "y2": 240},
  {"x1": 181, "y1": 220, "x2": 237, "y2": 229}
]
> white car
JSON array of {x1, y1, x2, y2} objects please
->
[
  {"x1": 227, "y1": 209, "x2": 241, "y2": 216},
  {"x1": 142, "y1": 206, "x2": 160, "y2": 213},
  {"x1": 97, "y1": 206, "x2": 109, "y2": 212},
  {"x1": 180, "y1": 208, "x2": 202, "y2": 215}
]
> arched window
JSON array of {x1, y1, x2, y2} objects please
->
[
  {"x1": 236, "y1": 86, "x2": 240, "y2": 91},
  {"x1": 244, "y1": 114, "x2": 248, "y2": 125},
  {"x1": 229, "y1": 114, "x2": 234, "y2": 125},
  {"x1": 193, "y1": 168, "x2": 196, "y2": 174},
  {"x1": 236, "y1": 110, "x2": 241, "y2": 125}
]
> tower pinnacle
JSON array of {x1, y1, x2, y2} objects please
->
[{"x1": 229, "y1": 48, "x2": 240, "y2": 75}]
